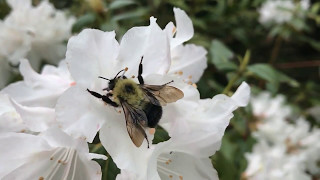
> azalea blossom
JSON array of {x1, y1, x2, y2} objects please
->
[
  {"x1": 0, "y1": 0, "x2": 75, "y2": 70},
  {"x1": 0, "y1": 127, "x2": 106, "y2": 180},
  {"x1": 259, "y1": 0, "x2": 310, "y2": 25},
  {"x1": 1, "y1": 59, "x2": 74, "y2": 108},
  {"x1": 54, "y1": 7, "x2": 250, "y2": 179},
  {"x1": 244, "y1": 92, "x2": 320, "y2": 180}
]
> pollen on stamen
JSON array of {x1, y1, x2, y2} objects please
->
[
  {"x1": 58, "y1": 160, "x2": 62, "y2": 163},
  {"x1": 188, "y1": 75, "x2": 192, "y2": 79},
  {"x1": 131, "y1": 75, "x2": 135, "y2": 78},
  {"x1": 178, "y1": 71, "x2": 183, "y2": 75},
  {"x1": 39, "y1": 177, "x2": 44, "y2": 180},
  {"x1": 118, "y1": 110, "x2": 122, "y2": 113},
  {"x1": 192, "y1": 83, "x2": 197, "y2": 88},
  {"x1": 50, "y1": 157, "x2": 54, "y2": 160},
  {"x1": 169, "y1": 175, "x2": 173, "y2": 179},
  {"x1": 124, "y1": 67, "x2": 128, "y2": 71},
  {"x1": 179, "y1": 176, "x2": 183, "y2": 180},
  {"x1": 70, "y1": 82, "x2": 76, "y2": 86},
  {"x1": 149, "y1": 128, "x2": 156, "y2": 135},
  {"x1": 172, "y1": 26, "x2": 176, "y2": 34}
]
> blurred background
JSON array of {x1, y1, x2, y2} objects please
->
[{"x1": 0, "y1": 0, "x2": 319, "y2": 179}]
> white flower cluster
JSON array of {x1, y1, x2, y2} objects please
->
[
  {"x1": 0, "y1": 0, "x2": 75, "y2": 87},
  {"x1": 0, "y1": 7, "x2": 250, "y2": 180},
  {"x1": 244, "y1": 92, "x2": 320, "y2": 180},
  {"x1": 259, "y1": 0, "x2": 310, "y2": 25}
]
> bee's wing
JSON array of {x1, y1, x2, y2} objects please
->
[
  {"x1": 141, "y1": 84, "x2": 184, "y2": 106},
  {"x1": 120, "y1": 100, "x2": 149, "y2": 147}
]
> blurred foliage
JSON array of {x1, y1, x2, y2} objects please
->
[{"x1": 1, "y1": 0, "x2": 319, "y2": 179}]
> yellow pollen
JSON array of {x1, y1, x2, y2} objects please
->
[
  {"x1": 20, "y1": 129, "x2": 26, "y2": 133},
  {"x1": 169, "y1": 175, "x2": 173, "y2": 178},
  {"x1": 179, "y1": 176, "x2": 183, "y2": 180},
  {"x1": 58, "y1": 160, "x2": 62, "y2": 163},
  {"x1": 178, "y1": 71, "x2": 183, "y2": 75},
  {"x1": 149, "y1": 128, "x2": 156, "y2": 135},
  {"x1": 165, "y1": 161, "x2": 169, "y2": 165},
  {"x1": 118, "y1": 110, "x2": 122, "y2": 113},
  {"x1": 172, "y1": 26, "x2": 176, "y2": 34},
  {"x1": 188, "y1": 75, "x2": 192, "y2": 79},
  {"x1": 50, "y1": 157, "x2": 53, "y2": 160},
  {"x1": 124, "y1": 67, "x2": 128, "y2": 71},
  {"x1": 39, "y1": 177, "x2": 44, "y2": 180},
  {"x1": 168, "y1": 159, "x2": 172, "y2": 162},
  {"x1": 131, "y1": 75, "x2": 135, "y2": 78}
]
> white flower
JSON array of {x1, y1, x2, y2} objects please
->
[
  {"x1": 245, "y1": 92, "x2": 320, "y2": 179},
  {"x1": 165, "y1": 8, "x2": 207, "y2": 83},
  {"x1": 250, "y1": 92, "x2": 291, "y2": 121},
  {"x1": 0, "y1": 0, "x2": 75, "y2": 70},
  {"x1": 0, "y1": 127, "x2": 106, "y2": 180},
  {"x1": 1, "y1": 59, "x2": 74, "y2": 108},
  {"x1": 258, "y1": 0, "x2": 310, "y2": 25},
  {"x1": 55, "y1": 7, "x2": 249, "y2": 178}
]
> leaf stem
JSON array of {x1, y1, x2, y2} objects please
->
[{"x1": 223, "y1": 50, "x2": 251, "y2": 94}]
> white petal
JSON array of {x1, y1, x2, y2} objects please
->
[
  {"x1": 7, "y1": 0, "x2": 31, "y2": 9},
  {"x1": 147, "y1": 140, "x2": 218, "y2": 180},
  {"x1": 231, "y1": 81, "x2": 250, "y2": 107},
  {"x1": 117, "y1": 17, "x2": 171, "y2": 77},
  {"x1": 55, "y1": 85, "x2": 109, "y2": 142},
  {"x1": 169, "y1": 44, "x2": 207, "y2": 83},
  {"x1": 0, "y1": 93, "x2": 26, "y2": 133},
  {"x1": 0, "y1": 132, "x2": 51, "y2": 178},
  {"x1": 66, "y1": 29, "x2": 119, "y2": 89},
  {"x1": 10, "y1": 98, "x2": 55, "y2": 132},
  {"x1": 170, "y1": 8, "x2": 194, "y2": 49},
  {"x1": 99, "y1": 116, "x2": 153, "y2": 178},
  {"x1": 1, "y1": 59, "x2": 73, "y2": 108},
  {"x1": 3, "y1": 147, "x2": 102, "y2": 180}
]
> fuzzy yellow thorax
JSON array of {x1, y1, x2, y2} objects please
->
[{"x1": 112, "y1": 79, "x2": 144, "y2": 106}]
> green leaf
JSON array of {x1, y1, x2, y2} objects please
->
[
  {"x1": 248, "y1": 63, "x2": 299, "y2": 90},
  {"x1": 153, "y1": 126, "x2": 170, "y2": 144},
  {"x1": 103, "y1": 157, "x2": 120, "y2": 180},
  {"x1": 72, "y1": 13, "x2": 96, "y2": 33},
  {"x1": 108, "y1": 0, "x2": 136, "y2": 10},
  {"x1": 247, "y1": 63, "x2": 279, "y2": 84},
  {"x1": 210, "y1": 40, "x2": 237, "y2": 71}
]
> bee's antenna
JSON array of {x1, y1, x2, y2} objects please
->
[
  {"x1": 98, "y1": 76, "x2": 110, "y2": 81},
  {"x1": 114, "y1": 67, "x2": 128, "y2": 79}
]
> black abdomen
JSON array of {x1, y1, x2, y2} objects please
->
[{"x1": 144, "y1": 103, "x2": 162, "y2": 128}]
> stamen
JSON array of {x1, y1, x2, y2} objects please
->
[
  {"x1": 157, "y1": 155, "x2": 184, "y2": 180},
  {"x1": 149, "y1": 128, "x2": 156, "y2": 135}
]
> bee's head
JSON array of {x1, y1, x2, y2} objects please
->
[{"x1": 99, "y1": 68, "x2": 128, "y2": 91}]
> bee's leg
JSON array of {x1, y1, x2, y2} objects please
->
[
  {"x1": 87, "y1": 89, "x2": 119, "y2": 107},
  {"x1": 138, "y1": 56, "x2": 144, "y2": 85}
]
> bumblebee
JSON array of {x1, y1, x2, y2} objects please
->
[{"x1": 87, "y1": 57, "x2": 184, "y2": 148}]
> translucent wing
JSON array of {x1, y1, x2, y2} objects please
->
[
  {"x1": 120, "y1": 100, "x2": 149, "y2": 147},
  {"x1": 140, "y1": 84, "x2": 184, "y2": 106}
]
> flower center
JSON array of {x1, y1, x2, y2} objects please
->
[
  {"x1": 41, "y1": 147, "x2": 78, "y2": 180},
  {"x1": 157, "y1": 155, "x2": 184, "y2": 180}
]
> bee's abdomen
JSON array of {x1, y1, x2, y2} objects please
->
[{"x1": 144, "y1": 103, "x2": 162, "y2": 128}]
